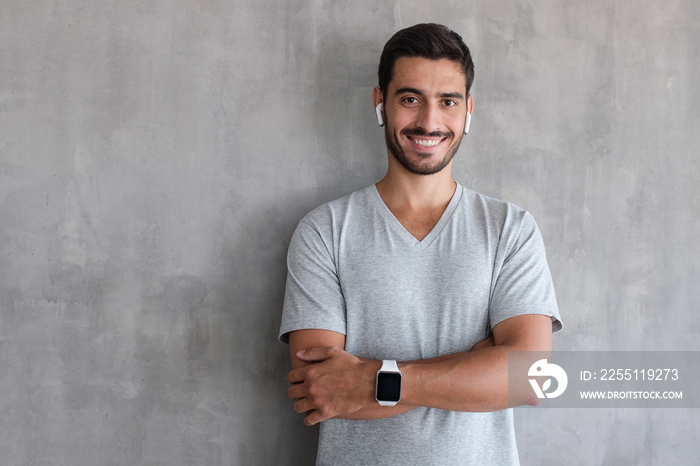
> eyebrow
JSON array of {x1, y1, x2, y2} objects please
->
[{"x1": 395, "y1": 87, "x2": 465, "y2": 100}]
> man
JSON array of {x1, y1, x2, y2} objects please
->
[{"x1": 279, "y1": 23, "x2": 562, "y2": 465}]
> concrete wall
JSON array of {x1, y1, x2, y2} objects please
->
[{"x1": 1, "y1": 1, "x2": 698, "y2": 464}]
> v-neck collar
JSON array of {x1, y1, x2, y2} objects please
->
[{"x1": 370, "y1": 183, "x2": 463, "y2": 250}]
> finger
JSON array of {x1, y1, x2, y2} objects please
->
[
  {"x1": 288, "y1": 383, "x2": 306, "y2": 400},
  {"x1": 296, "y1": 346, "x2": 339, "y2": 362},
  {"x1": 288, "y1": 368, "x2": 305, "y2": 384},
  {"x1": 293, "y1": 398, "x2": 314, "y2": 414},
  {"x1": 304, "y1": 409, "x2": 327, "y2": 426},
  {"x1": 471, "y1": 336, "x2": 495, "y2": 351}
]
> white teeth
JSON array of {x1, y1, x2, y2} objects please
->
[
  {"x1": 413, "y1": 138, "x2": 441, "y2": 147},
  {"x1": 416, "y1": 139, "x2": 440, "y2": 147}
]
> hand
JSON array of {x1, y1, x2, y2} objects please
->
[
  {"x1": 287, "y1": 346, "x2": 378, "y2": 426},
  {"x1": 470, "y1": 336, "x2": 495, "y2": 351}
]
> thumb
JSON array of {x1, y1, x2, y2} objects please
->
[{"x1": 296, "y1": 346, "x2": 340, "y2": 362}]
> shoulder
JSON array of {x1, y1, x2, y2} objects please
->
[
  {"x1": 457, "y1": 185, "x2": 536, "y2": 232},
  {"x1": 297, "y1": 185, "x2": 376, "y2": 231},
  {"x1": 290, "y1": 185, "x2": 376, "y2": 246}
]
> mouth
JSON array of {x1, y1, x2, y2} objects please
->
[{"x1": 405, "y1": 134, "x2": 447, "y2": 150}]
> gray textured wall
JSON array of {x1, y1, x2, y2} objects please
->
[{"x1": 1, "y1": 1, "x2": 698, "y2": 465}]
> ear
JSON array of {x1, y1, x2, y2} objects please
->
[
  {"x1": 372, "y1": 87, "x2": 384, "y2": 127},
  {"x1": 372, "y1": 86, "x2": 383, "y2": 108},
  {"x1": 464, "y1": 94, "x2": 474, "y2": 135}
]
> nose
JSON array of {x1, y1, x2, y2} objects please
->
[{"x1": 415, "y1": 102, "x2": 441, "y2": 133}]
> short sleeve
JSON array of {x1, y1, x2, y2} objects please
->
[
  {"x1": 489, "y1": 212, "x2": 562, "y2": 332},
  {"x1": 278, "y1": 220, "x2": 347, "y2": 344}
]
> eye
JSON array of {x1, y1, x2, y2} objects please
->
[
  {"x1": 443, "y1": 99, "x2": 457, "y2": 107},
  {"x1": 402, "y1": 96, "x2": 419, "y2": 105}
]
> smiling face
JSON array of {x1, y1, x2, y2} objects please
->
[{"x1": 376, "y1": 56, "x2": 472, "y2": 176}]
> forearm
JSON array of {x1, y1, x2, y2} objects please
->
[
  {"x1": 398, "y1": 317, "x2": 552, "y2": 412},
  {"x1": 399, "y1": 345, "x2": 532, "y2": 412},
  {"x1": 336, "y1": 316, "x2": 551, "y2": 418},
  {"x1": 334, "y1": 346, "x2": 486, "y2": 420}
]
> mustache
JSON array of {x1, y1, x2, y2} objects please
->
[{"x1": 402, "y1": 128, "x2": 452, "y2": 138}]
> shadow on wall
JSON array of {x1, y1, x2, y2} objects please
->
[{"x1": 221, "y1": 199, "x2": 320, "y2": 464}]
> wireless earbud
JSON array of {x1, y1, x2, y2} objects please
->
[
  {"x1": 464, "y1": 112, "x2": 472, "y2": 135},
  {"x1": 375, "y1": 103, "x2": 384, "y2": 127}
]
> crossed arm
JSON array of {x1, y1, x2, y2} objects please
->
[{"x1": 287, "y1": 313, "x2": 552, "y2": 426}]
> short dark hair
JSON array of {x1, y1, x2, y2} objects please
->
[{"x1": 378, "y1": 23, "x2": 474, "y2": 97}]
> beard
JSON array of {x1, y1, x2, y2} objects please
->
[{"x1": 384, "y1": 125, "x2": 463, "y2": 176}]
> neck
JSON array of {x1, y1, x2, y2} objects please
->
[{"x1": 375, "y1": 159, "x2": 456, "y2": 212}]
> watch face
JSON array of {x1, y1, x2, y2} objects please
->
[{"x1": 376, "y1": 372, "x2": 401, "y2": 402}]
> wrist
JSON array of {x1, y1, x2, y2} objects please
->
[
  {"x1": 358, "y1": 358, "x2": 382, "y2": 404},
  {"x1": 395, "y1": 362, "x2": 420, "y2": 407}
]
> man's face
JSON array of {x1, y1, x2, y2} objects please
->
[{"x1": 380, "y1": 56, "x2": 471, "y2": 176}]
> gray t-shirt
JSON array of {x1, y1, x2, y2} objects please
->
[{"x1": 280, "y1": 183, "x2": 561, "y2": 465}]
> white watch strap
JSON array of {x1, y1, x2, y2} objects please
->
[{"x1": 380, "y1": 359, "x2": 400, "y2": 373}]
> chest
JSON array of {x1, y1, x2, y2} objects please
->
[
  {"x1": 391, "y1": 209, "x2": 445, "y2": 241},
  {"x1": 336, "y1": 234, "x2": 495, "y2": 359}
]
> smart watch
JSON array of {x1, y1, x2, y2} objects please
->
[{"x1": 375, "y1": 360, "x2": 402, "y2": 406}]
